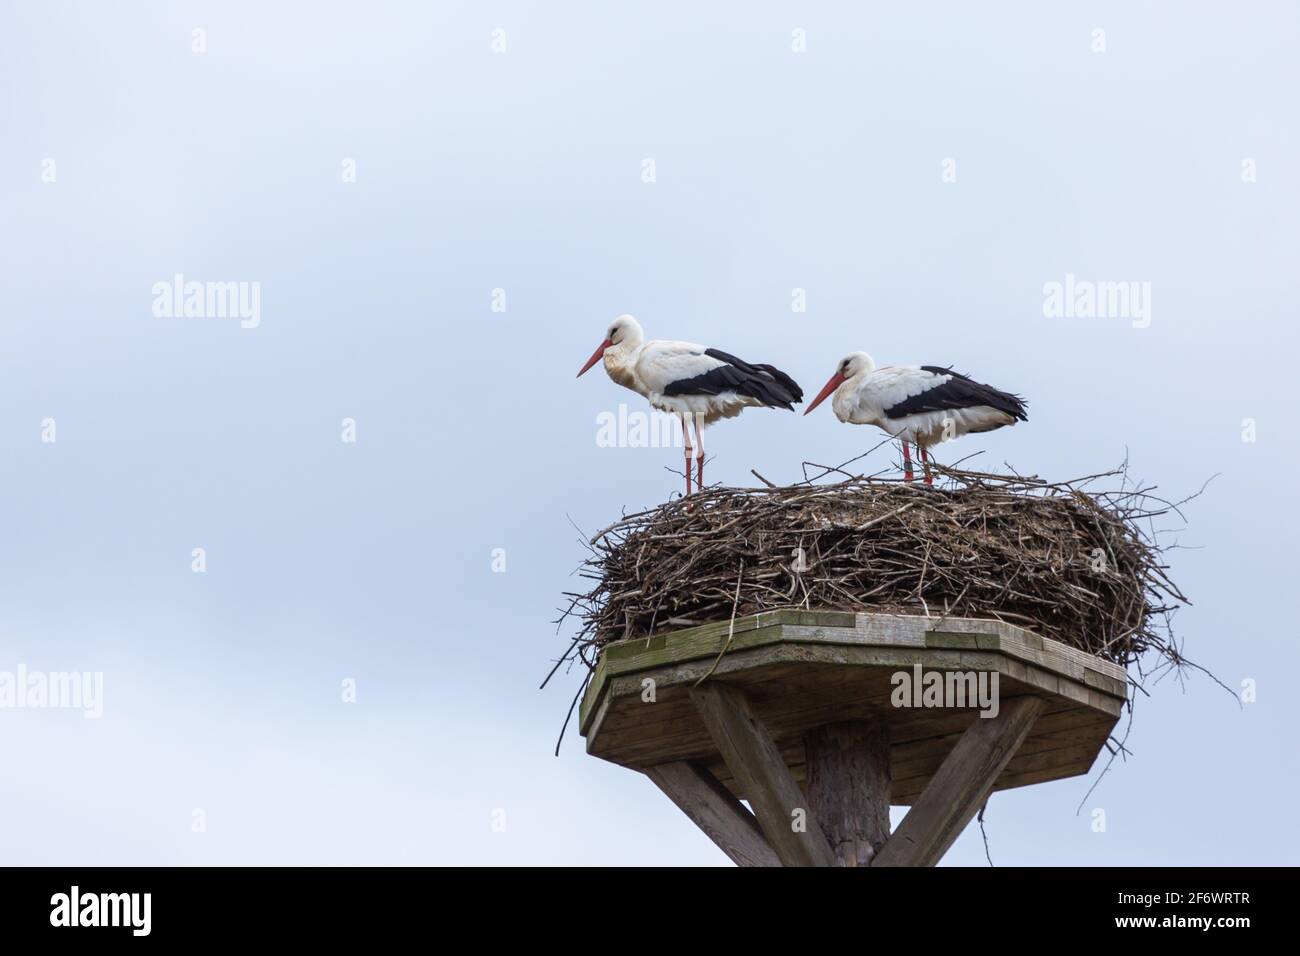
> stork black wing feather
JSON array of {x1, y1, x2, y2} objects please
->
[
  {"x1": 883, "y1": 366, "x2": 1028, "y2": 421},
  {"x1": 661, "y1": 349, "x2": 803, "y2": 410}
]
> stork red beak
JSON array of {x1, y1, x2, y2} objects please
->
[
  {"x1": 577, "y1": 339, "x2": 613, "y2": 378},
  {"x1": 803, "y1": 372, "x2": 846, "y2": 415}
]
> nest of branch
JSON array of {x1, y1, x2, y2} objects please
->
[{"x1": 559, "y1": 466, "x2": 1193, "y2": 674}]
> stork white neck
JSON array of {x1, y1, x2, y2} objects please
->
[
  {"x1": 832, "y1": 351, "x2": 876, "y2": 421},
  {"x1": 601, "y1": 314, "x2": 646, "y2": 391}
]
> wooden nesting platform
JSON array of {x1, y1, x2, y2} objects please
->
[{"x1": 579, "y1": 610, "x2": 1128, "y2": 867}]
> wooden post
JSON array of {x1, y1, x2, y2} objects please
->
[
  {"x1": 873, "y1": 695, "x2": 1045, "y2": 867},
  {"x1": 690, "y1": 683, "x2": 837, "y2": 867},
  {"x1": 645, "y1": 761, "x2": 781, "y2": 868},
  {"x1": 804, "y1": 721, "x2": 892, "y2": 866}
]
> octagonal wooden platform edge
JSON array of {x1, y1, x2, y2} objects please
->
[{"x1": 579, "y1": 610, "x2": 1129, "y2": 805}]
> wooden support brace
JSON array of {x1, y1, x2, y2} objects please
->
[
  {"x1": 645, "y1": 761, "x2": 781, "y2": 868},
  {"x1": 873, "y1": 695, "x2": 1046, "y2": 868},
  {"x1": 690, "y1": 683, "x2": 837, "y2": 867}
]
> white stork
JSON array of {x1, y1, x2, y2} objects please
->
[
  {"x1": 577, "y1": 315, "x2": 803, "y2": 494},
  {"x1": 804, "y1": 352, "x2": 1028, "y2": 485}
]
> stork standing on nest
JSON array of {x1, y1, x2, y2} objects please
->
[
  {"x1": 578, "y1": 315, "x2": 803, "y2": 495},
  {"x1": 804, "y1": 352, "x2": 1027, "y2": 485}
]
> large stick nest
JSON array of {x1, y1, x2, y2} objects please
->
[{"x1": 559, "y1": 464, "x2": 1196, "y2": 675}]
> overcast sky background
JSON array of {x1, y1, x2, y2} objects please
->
[{"x1": 2, "y1": 2, "x2": 1297, "y2": 865}]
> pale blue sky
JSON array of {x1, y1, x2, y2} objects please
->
[{"x1": 1, "y1": 1, "x2": 1296, "y2": 864}]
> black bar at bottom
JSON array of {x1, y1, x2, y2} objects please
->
[{"x1": 0, "y1": 865, "x2": 1281, "y2": 941}]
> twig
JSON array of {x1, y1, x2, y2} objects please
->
[
  {"x1": 978, "y1": 801, "x2": 995, "y2": 866},
  {"x1": 694, "y1": 561, "x2": 745, "y2": 686},
  {"x1": 552, "y1": 671, "x2": 590, "y2": 757}
]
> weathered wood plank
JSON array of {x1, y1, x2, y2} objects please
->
[
  {"x1": 925, "y1": 630, "x2": 986, "y2": 650},
  {"x1": 602, "y1": 611, "x2": 854, "y2": 671},
  {"x1": 805, "y1": 721, "x2": 892, "y2": 866},
  {"x1": 644, "y1": 761, "x2": 781, "y2": 868},
  {"x1": 873, "y1": 695, "x2": 1046, "y2": 867},
  {"x1": 690, "y1": 682, "x2": 837, "y2": 867}
]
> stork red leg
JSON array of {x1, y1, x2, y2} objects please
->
[
  {"x1": 692, "y1": 415, "x2": 705, "y2": 493},
  {"x1": 901, "y1": 440, "x2": 914, "y2": 482},
  {"x1": 919, "y1": 445, "x2": 933, "y2": 486},
  {"x1": 680, "y1": 414, "x2": 694, "y2": 497}
]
